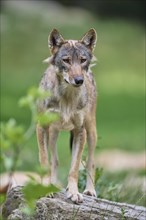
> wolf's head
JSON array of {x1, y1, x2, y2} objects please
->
[{"x1": 48, "y1": 28, "x2": 97, "y2": 87}]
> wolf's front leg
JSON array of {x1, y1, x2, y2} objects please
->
[
  {"x1": 36, "y1": 124, "x2": 49, "y2": 166},
  {"x1": 36, "y1": 124, "x2": 50, "y2": 184},
  {"x1": 48, "y1": 127, "x2": 59, "y2": 185},
  {"x1": 67, "y1": 128, "x2": 86, "y2": 203}
]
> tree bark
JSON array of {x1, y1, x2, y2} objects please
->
[{"x1": 2, "y1": 186, "x2": 146, "y2": 220}]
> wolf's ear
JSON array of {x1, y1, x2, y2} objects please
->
[
  {"x1": 80, "y1": 28, "x2": 97, "y2": 51},
  {"x1": 48, "y1": 29, "x2": 64, "y2": 53}
]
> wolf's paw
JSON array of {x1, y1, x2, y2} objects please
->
[
  {"x1": 83, "y1": 188, "x2": 97, "y2": 197},
  {"x1": 67, "y1": 189, "x2": 83, "y2": 204}
]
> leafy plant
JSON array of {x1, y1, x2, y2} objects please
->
[
  {"x1": 78, "y1": 169, "x2": 87, "y2": 192},
  {"x1": 1, "y1": 86, "x2": 59, "y2": 172},
  {"x1": 78, "y1": 166, "x2": 122, "y2": 203},
  {"x1": 22, "y1": 181, "x2": 59, "y2": 215},
  {"x1": 0, "y1": 86, "x2": 60, "y2": 214},
  {"x1": 0, "y1": 119, "x2": 25, "y2": 173},
  {"x1": 121, "y1": 207, "x2": 126, "y2": 220},
  {"x1": 95, "y1": 171, "x2": 122, "y2": 202}
]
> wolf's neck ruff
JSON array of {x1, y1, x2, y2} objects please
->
[{"x1": 47, "y1": 66, "x2": 87, "y2": 123}]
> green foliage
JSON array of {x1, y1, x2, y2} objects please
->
[
  {"x1": 22, "y1": 181, "x2": 60, "y2": 214},
  {"x1": 95, "y1": 167, "x2": 103, "y2": 184},
  {"x1": 0, "y1": 86, "x2": 60, "y2": 216},
  {"x1": 95, "y1": 169, "x2": 146, "y2": 206},
  {"x1": 78, "y1": 167, "x2": 103, "y2": 193},
  {"x1": 106, "y1": 183, "x2": 121, "y2": 201},
  {"x1": 37, "y1": 111, "x2": 60, "y2": 127},
  {"x1": 35, "y1": 166, "x2": 50, "y2": 180},
  {"x1": 0, "y1": 119, "x2": 25, "y2": 172},
  {"x1": 78, "y1": 167, "x2": 145, "y2": 206},
  {"x1": 0, "y1": 194, "x2": 6, "y2": 206},
  {"x1": 19, "y1": 87, "x2": 49, "y2": 108},
  {"x1": 0, "y1": 86, "x2": 59, "y2": 174},
  {"x1": 19, "y1": 86, "x2": 59, "y2": 128},
  {"x1": 121, "y1": 208, "x2": 126, "y2": 220},
  {"x1": 0, "y1": 119, "x2": 25, "y2": 147},
  {"x1": 78, "y1": 169, "x2": 87, "y2": 192},
  {"x1": 23, "y1": 182, "x2": 59, "y2": 201},
  {"x1": 95, "y1": 169, "x2": 122, "y2": 202}
]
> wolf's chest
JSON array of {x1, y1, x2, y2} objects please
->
[{"x1": 47, "y1": 98, "x2": 85, "y2": 130}]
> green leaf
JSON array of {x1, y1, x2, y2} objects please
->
[
  {"x1": 19, "y1": 87, "x2": 50, "y2": 108},
  {"x1": 95, "y1": 167, "x2": 103, "y2": 184},
  {"x1": 28, "y1": 87, "x2": 50, "y2": 100},
  {"x1": 36, "y1": 166, "x2": 50, "y2": 178},
  {"x1": 0, "y1": 133, "x2": 11, "y2": 149},
  {"x1": 78, "y1": 169, "x2": 87, "y2": 192},
  {"x1": 23, "y1": 182, "x2": 60, "y2": 202},
  {"x1": 0, "y1": 119, "x2": 25, "y2": 146},
  {"x1": 19, "y1": 96, "x2": 34, "y2": 107},
  {"x1": 36, "y1": 111, "x2": 59, "y2": 127},
  {"x1": 3, "y1": 155, "x2": 14, "y2": 171}
]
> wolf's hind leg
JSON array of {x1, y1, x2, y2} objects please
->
[{"x1": 84, "y1": 121, "x2": 97, "y2": 196}]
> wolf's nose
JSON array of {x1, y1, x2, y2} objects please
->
[{"x1": 74, "y1": 77, "x2": 84, "y2": 85}]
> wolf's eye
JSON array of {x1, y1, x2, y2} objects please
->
[
  {"x1": 81, "y1": 58, "x2": 87, "y2": 64},
  {"x1": 62, "y1": 58, "x2": 70, "y2": 64}
]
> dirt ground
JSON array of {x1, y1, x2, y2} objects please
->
[{"x1": 96, "y1": 150, "x2": 145, "y2": 171}]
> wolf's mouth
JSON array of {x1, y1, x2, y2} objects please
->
[
  {"x1": 73, "y1": 84, "x2": 82, "y2": 87},
  {"x1": 65, "y1": 79, "x2": 82, "y2": 87}
]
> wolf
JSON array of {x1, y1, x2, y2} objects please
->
[{"x1": 36, "y1": 28, "x2": 97, "y2": 203}]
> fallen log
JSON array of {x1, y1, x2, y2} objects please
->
[{"x1": 1, "y1": 186, "x2": 146, "y2": 220}]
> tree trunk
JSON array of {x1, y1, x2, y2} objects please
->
[{"x1": 2, "y1": 186, "x2": 146, "y2": 220}]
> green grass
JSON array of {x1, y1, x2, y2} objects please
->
[
  {"x1": 0, "y1": 2, "x2": 145, "y2": 206},
  {"x1": 1, "y1": 6, "x2": 145, "y2": 150},
  {"x1": 95, "y1": 170, "x2": 146, "y2": 206},
  {"x1": 97, "y1": 93, "x2": 145, "y2": 151}
]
